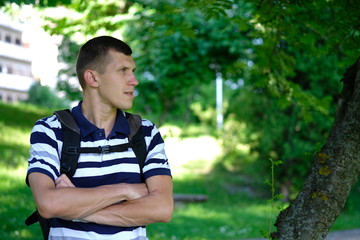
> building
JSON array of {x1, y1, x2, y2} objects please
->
[{"x1": 0, "y1": 11, "x2": 35, "y2": 103}]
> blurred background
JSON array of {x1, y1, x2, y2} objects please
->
[{"x1": 1, "y1": 0, "x2": 360, "y2": 239}]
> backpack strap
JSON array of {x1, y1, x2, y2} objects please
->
[
  {"x1": 125, "y1": 112, "x2": 147, "y2": 182},
  {"x1": 25, "y1": 111, "x2": 78, "y2": 237},
  {"x1": 54, "y1": 109, "x2": 81, "y2": 178}
]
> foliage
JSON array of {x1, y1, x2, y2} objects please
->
[
  {"x1": 226, "y1": 83, "x2": 337, "y2": 194},
  {"x1": 121, "y1": 0, "x2": 254, "y2": 123},
  {"x1": 56, "y1": 36, "x2": 83, "y2": 101},
  {"x1": 32, "y1": 0, "x2": 256, "y2": 124},
  {"x1": 262, "y1": 158, "x2": 284, "y2": 239},
  {"x1": 3, "y1": 0, "x2": 360, "y2": 201},
  {"x1": 221, "y1": 0, "x2": 360, "y2": 196},
  {"x1": 26, "y1": 82, "x2": 70, "y2": 109},
  {"x1": 0, "y1": 0, "x2": 70, "y2": 8}
]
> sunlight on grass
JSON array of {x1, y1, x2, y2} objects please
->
[
  {"x1": 160, "y1": 125, "x2": 221, "y2": 177},
  {"x1": 150, "y1": 199, "x2": 279, "y2": 240},
  {"x1": 0, "y1": 166, "x2": 28, "y2": 181},
  {"x1": 0, "y1": 121, "x2": 30, "y2": 145},
  {"x1": 0, "y1": 120, "x2": 31, "y2": 168}
]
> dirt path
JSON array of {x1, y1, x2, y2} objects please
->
[
  {"x1": 245, "y1": 228, "x2": 360, "y2": 240},
  {"x1": 326, "y1": 229, "x2": 360, "y2": 240}
]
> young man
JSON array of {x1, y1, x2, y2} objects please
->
[{"x1": 27, "y1": 36, "x2": 173, "y2": 240}]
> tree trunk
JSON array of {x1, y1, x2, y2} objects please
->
[{"x1": 272, "y1": 57, "x2": 360, "y2": 240}]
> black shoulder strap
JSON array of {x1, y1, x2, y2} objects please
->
[
  {"x1": 125, "y1": 112, "x2": 147, "y2": 182},
  {"x1": 25, "y1": 109, "x2": 80, "y2": 234},
  {"x1": 54, "y1": 109, "x2": 80, "y2": 178}
]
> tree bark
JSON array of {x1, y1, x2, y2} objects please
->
[{"x1": 272, "y1": 57, "x2": 360, "y2": 240}]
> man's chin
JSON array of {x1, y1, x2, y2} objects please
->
[{"x1": 119, "y1": 103, "x2": 133, "y2": 111}]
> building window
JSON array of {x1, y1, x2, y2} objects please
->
[
  {"x1": 7, "y1": 66, "x2": 13, "y2": 74},
  {"x1": 0, "y1": 64, "x2": 2, "y2": 73},
  {"x1": 15, "y1": 38, "x2": 21, "y2": 45},
  {"x1": 5, "y1": 35, "x2": 11, "y2": 43}
]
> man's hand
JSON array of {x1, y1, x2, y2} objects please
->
[
  {"x1": 55, "y1": 174, "x2": 75, "y2": 188},
  {"x1": 125, "y1": 183, "x2": 149, "y2": 200},
  {"x1": 82, "y1": 175, "x2": 173, "y2": 227}
]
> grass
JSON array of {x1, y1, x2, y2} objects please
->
[
  {"x1": 0, "y1": 102, "x2": 359, "y2": 239},
  {"x1": 148, "y1": 163, "x2": 281, "y2": 240},
  {"x1": 0, "y1": 166, "x2": 39, "y2": 239},
  {"x1": 0, "y1": 102, "x2": 51, "y2": 239}
]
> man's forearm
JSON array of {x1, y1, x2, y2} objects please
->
[
  {"x1": 46, "y1": 185, "x2": 127, "y2": 220},
  {"x1": 82, "y1": 176, "x2": 173, "y2": 227},
  {"x1": 29, "y1": 173, "x2": 148, "y2": 220}
]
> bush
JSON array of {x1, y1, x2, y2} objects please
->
[{"x1": 27, "y1": 82, "x2": 70, "y2": 109}]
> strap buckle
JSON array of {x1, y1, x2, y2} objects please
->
[
  {"x1": 65, "y1": 147, "x2": 79, "y2": 154},
  {"x1": 99, "y1": 145, "x2": 110, "y2": 154},
  {"x1": 60, "y1": 162, "x2": 71, "y2": 174}
]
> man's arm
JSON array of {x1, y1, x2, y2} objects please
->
[
  {"x1": 28, "y1": 172, "x2": 149, "y2": 220},
  {"x1": 82, "y1": 175, "x2": 173, "y2": 226}
]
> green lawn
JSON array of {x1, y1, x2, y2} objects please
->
[{"x1": 0, "y1": 102, "x2": 359, "y2": 239}]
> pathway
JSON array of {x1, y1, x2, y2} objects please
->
[{"x1": 245, "y1": 229, "x2": 360, "y2": 240}]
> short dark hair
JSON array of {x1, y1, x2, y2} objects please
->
[{"x1": 76, "y1": 36, "x2": 133, "y2": 89}]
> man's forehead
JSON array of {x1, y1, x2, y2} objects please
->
[{"x1": 108, "y1": 50, "x2": 136, "y2": 67}]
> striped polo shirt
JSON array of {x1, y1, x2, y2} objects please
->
[{"x1": 27, "y1": 101, "x2": 171, "y2": 240}]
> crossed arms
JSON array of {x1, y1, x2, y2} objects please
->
[{"x1": 28, "y1": 172, "x2": 173, "y2": 227}]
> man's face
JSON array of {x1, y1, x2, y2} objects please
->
[{"x1": 96, "y1": 50, "x2": 138, "y2": 110}]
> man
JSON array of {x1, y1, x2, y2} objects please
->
[{"x1": 27, "y1": 36, "x2": 173, "y2": 240}]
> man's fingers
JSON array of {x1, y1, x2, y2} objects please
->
[{"x1": 55, "y1": 174, "x2": 75, "y2": 188}]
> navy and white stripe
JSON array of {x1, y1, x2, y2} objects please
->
[{"x1": 27, "y1": 102, "x2": 171, "y2": 240}]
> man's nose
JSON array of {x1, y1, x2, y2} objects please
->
[{"x1": 129, "y1": 73, "x2": 139, "y2": 86}]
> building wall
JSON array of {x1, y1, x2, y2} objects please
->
[
  {"x1": 0, "y1": 86, "x2": 28, "y2": 102},
  {"x1": 0, "y1": 55, "x2": 33, "y2": 77},
  {"x1": 0, "y1": 25, "x2": 22, "y2": 46},
  {"x1": 0, "y1": 13, "x2": 35, "y2": 103}
]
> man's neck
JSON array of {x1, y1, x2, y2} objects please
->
[{"x1": 82, "y1": 98, "x2": 117, "y2": 137}]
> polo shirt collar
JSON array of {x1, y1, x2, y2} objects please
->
[{"x1": 71, "y1": 101, "x2": 131, "y2": 138}]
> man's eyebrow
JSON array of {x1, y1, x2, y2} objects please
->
[
  {"x1": 118, "y1": 66, "x2": 136, "y2": 72},
  {"x1": 118, "y1": 65, "x2": 129, "y2": 70}
]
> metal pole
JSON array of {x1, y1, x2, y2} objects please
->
[{"x1": 216, "y1": 73, "x2": 223, "y2": 130}]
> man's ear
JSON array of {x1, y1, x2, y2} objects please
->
[{"x1": 84, "y1": 70, "x2": 99, "y2": 87}]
